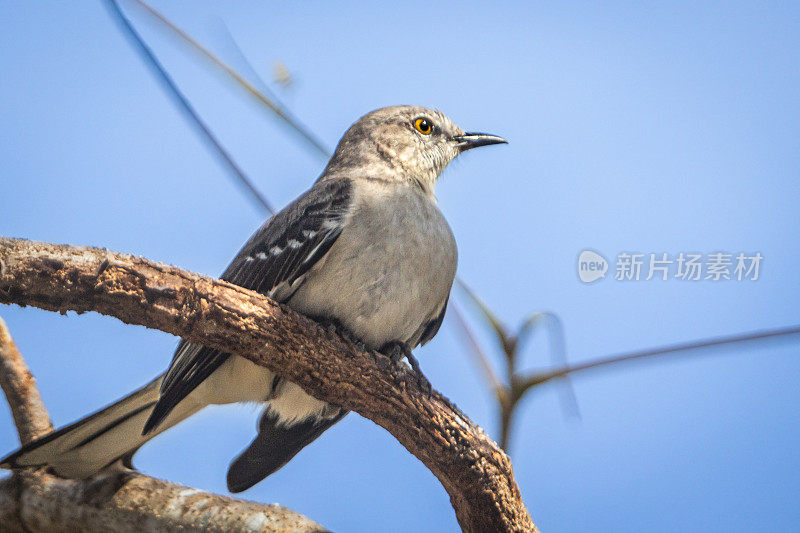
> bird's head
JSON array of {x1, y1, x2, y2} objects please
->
[{"x1": 325, "y1": 105, "x2": 506, "y2": 194}]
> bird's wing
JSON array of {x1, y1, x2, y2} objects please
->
[{"x1": 143, "y1": 179, "x2": 353, "y2": 434}]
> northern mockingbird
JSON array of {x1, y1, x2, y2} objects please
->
[{"x1": 1, "y1": 106, "x2": 506, "y2": 492}]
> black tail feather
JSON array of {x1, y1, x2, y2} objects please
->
[{"x1": 227, "y1": 408, "x2": 347, "y2": 493}]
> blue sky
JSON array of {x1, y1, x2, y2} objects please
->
[{"x1": 1, "y1": 2, "x2": 799, "y2": 531}]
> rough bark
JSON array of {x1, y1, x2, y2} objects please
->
[
  {"x1": 0, "y1": 317, "x2": 53, "y2": 443},
  {"x1": 0, "y1": 470, "x2": 326, "y2": 532},
  {"x1": 0, "y1": 237, "x2": 536, "y2": 532}
]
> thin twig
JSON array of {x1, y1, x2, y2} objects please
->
[
  {"x1": 212, "y1": 20, "x2": 288, "y2": 114},
  {"x1": 519, "y1": 325, "x2": 800, "y2": 391},
  {"x1": 519, "y1": 312, "x2": 580, "y2": 419},
  {"x1": 0, "y1": 318, "x2": 52, "y2": 444},
  {"x1": 456, "y1": 278, "x2": 513, "y2": 359},
  {"x1": 105, "y1": 0, "x2": 275, "y2": 215},
  {"x1": 127, "y1": 0, "x2": 331, "y2": 158},
  {"x1": 449, "y1": 302, "x2": 505, "y2": 399}
]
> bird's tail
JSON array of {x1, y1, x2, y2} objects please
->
[{"x1": 0, "y1": 374, "x2": 201, "y2": 478}]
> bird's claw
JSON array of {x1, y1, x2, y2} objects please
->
[
  {"x1": 381, "y1": 341, "x2": 432, "y2": 394},
  {"x1": 405, "y1": 350, "x2": 432, "y2": 394},
  {"x1": 315, "y1": 316, "x2": 365, "y2": 351}
]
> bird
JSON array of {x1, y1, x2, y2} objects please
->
[{"x1": 0, "y1": 105, "x2": 506, "y2": 492}]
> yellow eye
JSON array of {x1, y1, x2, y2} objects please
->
[{"x1": 414, "y1": 117, "x2": 434, "y2": 135}]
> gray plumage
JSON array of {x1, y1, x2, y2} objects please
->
[{"x1": 0, "y1": 105, "x2": 506, "y2": 491}]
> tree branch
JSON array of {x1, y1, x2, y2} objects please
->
[
  {"x1": 0, "y1": 237, "x2": 536, "y2": 532},
  {"x1": 0, "y1": 469, "x2": 326, "y2": 533},
  {"x1": 0, "y1": 317, "x2": 52, "y2": 444}
]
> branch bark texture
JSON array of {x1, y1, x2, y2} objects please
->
[
  {"x1": 0, "y1": 237, "x2": 535, "y2": 532},
  {"x1": 0, "y1": 470, "x2": 326, "y2": 532},
  {"x1": 0, "y1": 317, "x2": 53, "y2": 444}
]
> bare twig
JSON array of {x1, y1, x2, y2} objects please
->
[
  {"x1": 0, "y1": 238, "x2": 536, "y2": 532},
  {"x1": 519, "y1": 325, "x2": 800, "y2": 391},
  {"x1": 127, "y1": 0, "x2": 331, "y2": 158},
  {"x1": 456, "y1": 279, "x2": 514, "y2": 360},
  {"x1": 449, "y1": 303, "x2": 505, "y2": 398},
  {"x1": 105, "y1": 0, "x2": 275, "y2": 215},
  {"x1": 211, "y1": 21, "x2": 290, "y2": 115},
  {"x1": 457, "y1": 275, "x2": 800, "y2": 450},
  {"x1": 456, "y1": 280, "x2": 580, "y2": 449},
  {"x1": 516, "y1": 311, "x2": 580, "y2": 420},
  {"x1": 0, "y1": 318, "x2": 52, "y2": 444}
]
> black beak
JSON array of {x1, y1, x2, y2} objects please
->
[{"x1": 454, "y1": 132, "x2": 508, "y2": 152}]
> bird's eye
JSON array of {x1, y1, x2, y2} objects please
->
[{"x1": 413, "y1": 117, "x2": 434, "y2": 135}]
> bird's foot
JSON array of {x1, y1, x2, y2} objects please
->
[
  {"x1": 313, "y1": 316, "x2": 365, "y2": 351},
  {"x1": 380, "y1": 341, "x2": 432, "y2": 394}
]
